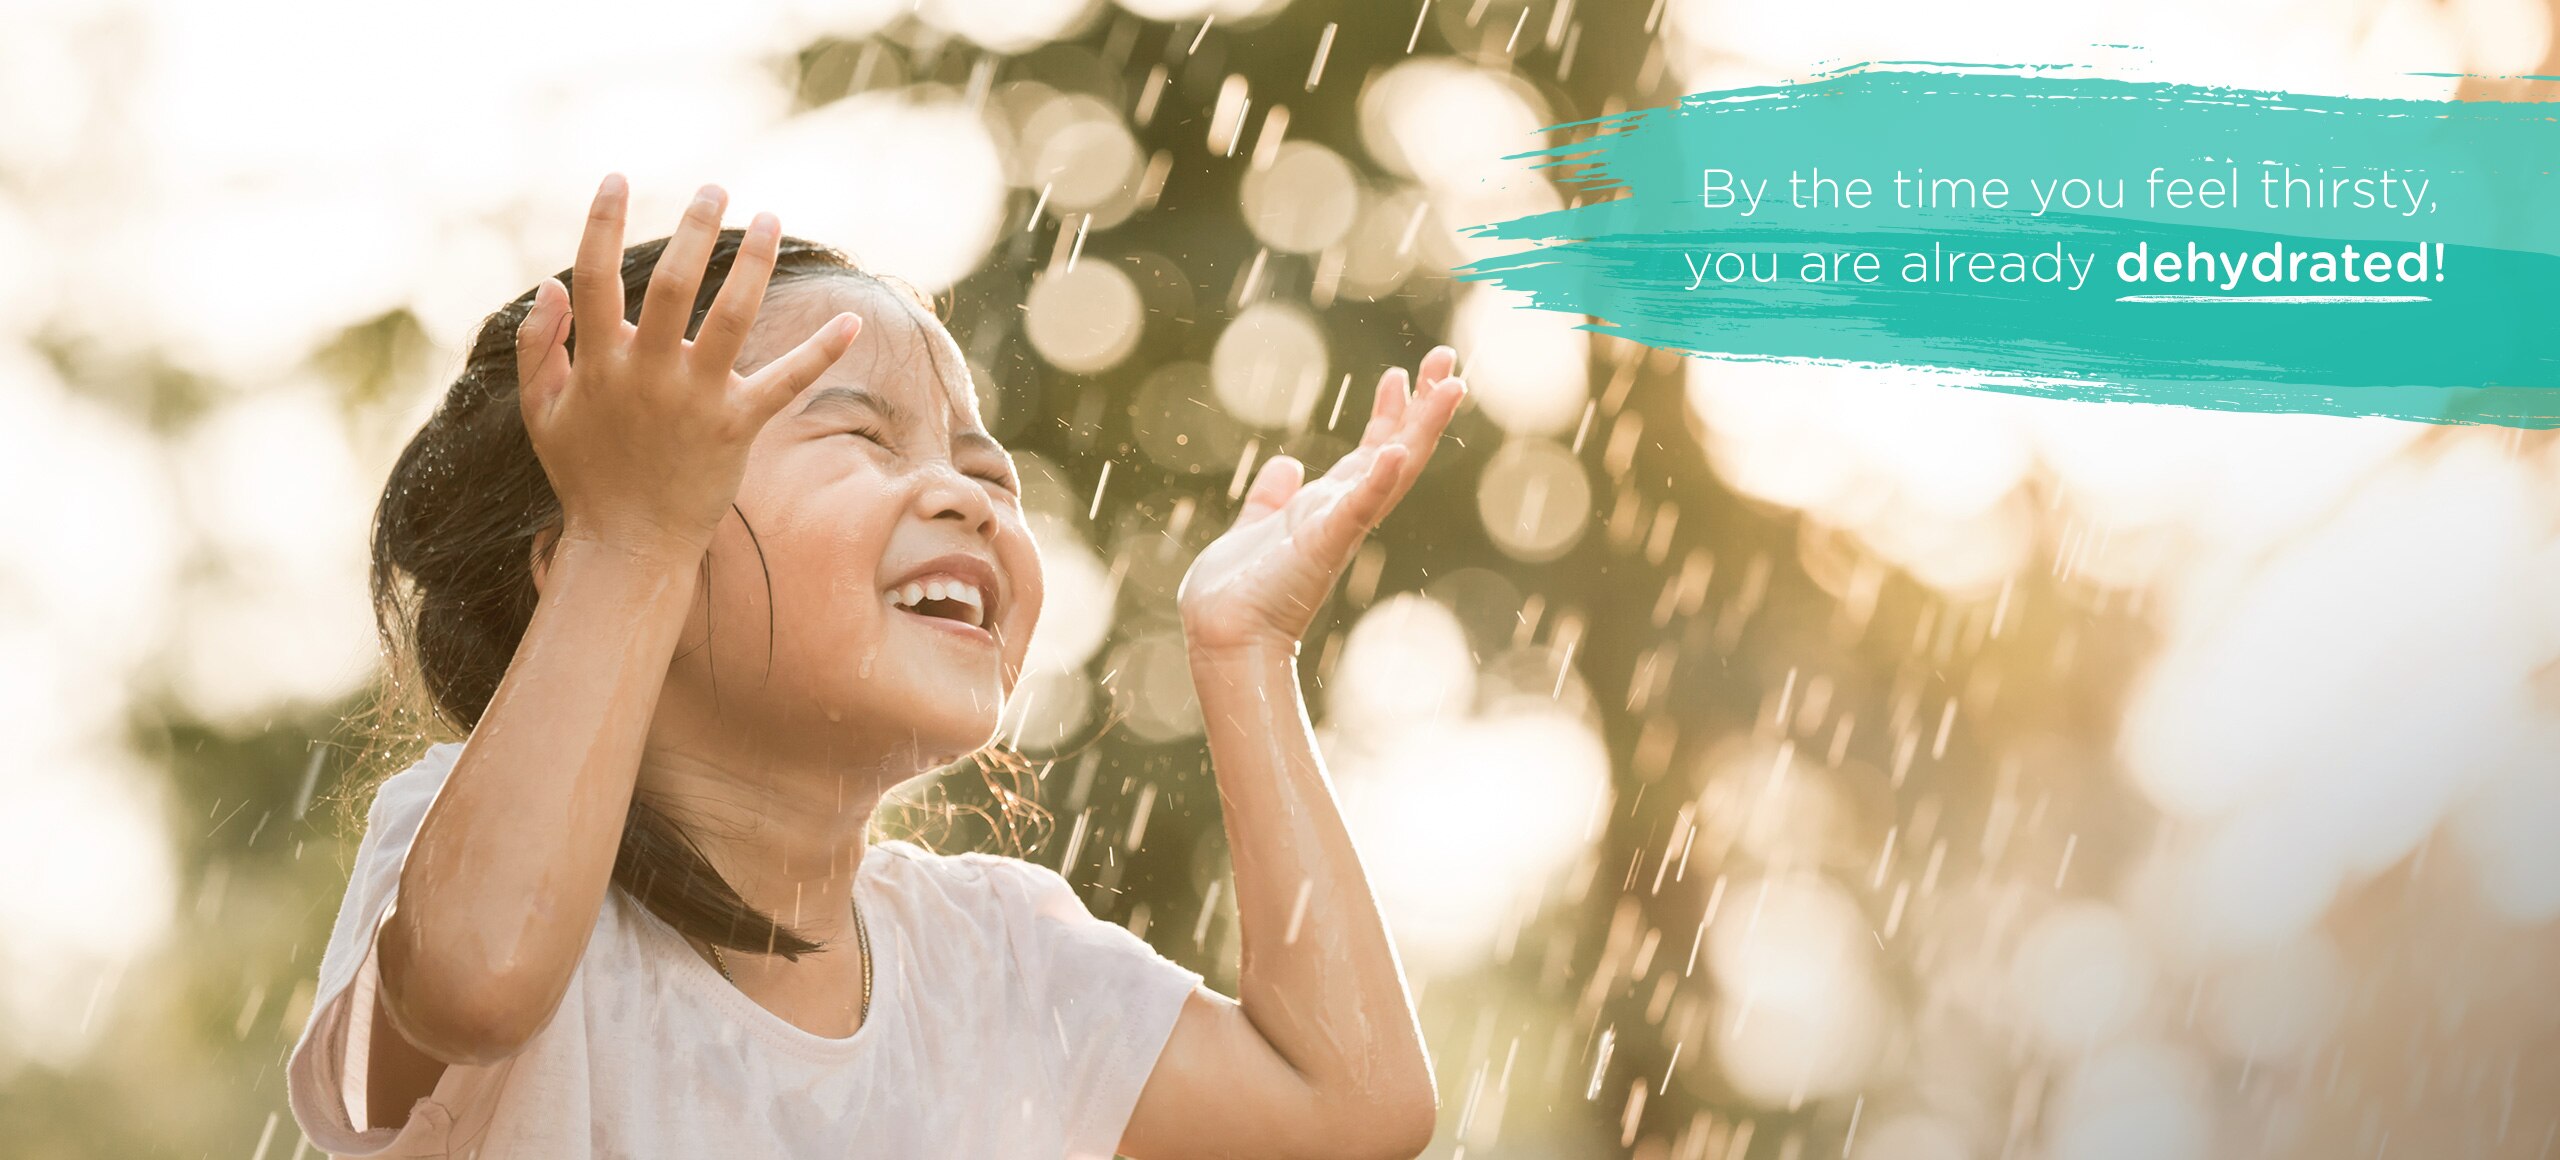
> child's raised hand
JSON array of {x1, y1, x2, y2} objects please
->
[
  {"x1": 1175, "y1": 346, "x2": 1467, "y2": 655},
  {"x1": 513, "y1": 175, "x2": 861, "y2": 563}
]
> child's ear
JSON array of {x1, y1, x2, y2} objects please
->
[{"x1": 529, "y1": 523, "x2": 561, "y2": 595}]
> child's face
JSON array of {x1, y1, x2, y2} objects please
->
[{"x1": 662, "y1": 274, "x2": 1042, "y2": 778}]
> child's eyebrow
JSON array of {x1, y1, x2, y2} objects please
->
[
  {"x1": 799, "y1": 385, "x2": 1008, "y2": 456},
  {"x1": 799, "y1": 386, "x2": 904, "y2": 424}
]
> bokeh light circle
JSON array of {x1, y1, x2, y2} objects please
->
[
  {"x1": 1024, "y1": 261, "x2": 1143, "y2": 374},
  {"x1": 999, "y1": 663, "x2": 1095, "y2": 755},
  {"x1": 1105, "y1": 627, "x2": 1203, "y2": 743},
  {"x1": 0, "y1": 745, "x2": 178, "y2": 1066},
  {"x1": 1331, "y1": 709, "x2": 1612, "y2": 975},
  {"x1": 1706, "y1": 872, "x2": 1886, "y2": 1106},
  {"x1": 1211, "y1": 302, "x2": 1329, "y2": 430},
  {"x1": 917, "y1": 0, "x2": 1098, "y2": 53},
  {"x1": 1853, "y1": 1114, "x2": 1973, "y2": 1160},
  {"x1": 1476, "y1": 437, "x2": 1590, "y2": 562},
  {"x1": 2007, "y1": 901, "x2": 2157, "y2": 1056},
  {"x1": 2045, "y1": 1041, "x2": 2212, "y2": 1160},
  {"x1": 732, "y1": 90, "x2": 1009, "y2": 292},
  {"x1": 1359, "y1": 58, "x2": 1550, "y2": 187},
  {"x1": 1241, "y1": 142, "x2": 1360, "y2": 254},
  {"x1": 1327, "y1": 593, "x2": 1476, "y2": 739},
  {"x1": 1024, "y1": 92, "x2": 1142, "y2": 213},
  {"x1": 1022, "y1": 511, "x2": 1115, "y2": 675},
  {"x1": 1337, "y1": 187, "x2": 1432, "y2": 301},
  {"x1": 1452, "y1": 287, "x2": 1590, "y2": 436}
]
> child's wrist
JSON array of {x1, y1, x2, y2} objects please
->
[
  {"x1": 1184, "y1": 634, "x2": 1303, "y2": 692},
  {"x1": 1181, "y1": 623, "x2": 1299, "y2": 662},
  {"x1": 557, "y1": 512, "x2": 713, "y2": 571}
]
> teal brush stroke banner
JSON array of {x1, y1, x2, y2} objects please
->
[{"x1": 1454, "y1": 64, "x2": 2560, "y2": 427}]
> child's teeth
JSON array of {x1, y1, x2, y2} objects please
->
[{"x1": 889, "y1": 577, "x2": 991, "y2": 627}]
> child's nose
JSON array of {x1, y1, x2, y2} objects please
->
[{"x1": 917, "y1": 463, "x2": 997, "y2": 530}]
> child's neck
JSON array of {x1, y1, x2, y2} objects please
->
[{"x1": 634, "y1": 739, "x2": 905, "y2": 948}]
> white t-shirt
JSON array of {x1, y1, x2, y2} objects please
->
[{"x1": 286, "y1": 741, "x2": 1205, "y2": 1159}]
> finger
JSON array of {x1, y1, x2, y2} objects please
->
[
  {"x1": 1416, "y1": 345, "x2": 1457, "y2": 391},
  {"x1": 1309, "y1": 444, "x2": 1411, "y2": 562},
  {"x1": 1362, "y1": 366, "x2": 1410, "y2": 448},
  {"x1": 696, "y1": 210, "x2": 779, "y2": 372},
  {"x1": 570, "y1": 174, "x2": 630, "y2": 347},
  {"x1": 738, "y1": 311, "x2": 861, "y2": 417},
  {"x1": 1382, "y1": 374, "x2": 1466, "y2": 507},
  {"x1": 515, "y1": 278, "x2": 573, "y2": 418},
  {"x1": 635, "y1": 183, "x2": 729, "y2": 352},
  {"x1": 1239, "y1": 454, "x2": 1304, "y2": 524}
]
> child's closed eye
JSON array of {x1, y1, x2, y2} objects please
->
[{"x1": 844, "y1": 425, "x2": 1018, "y2": 494}]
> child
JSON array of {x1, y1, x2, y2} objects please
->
[{"x1": 285, "y1": 174, "x2": 1467, "y2": 1159}]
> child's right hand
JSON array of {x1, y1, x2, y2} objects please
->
[{"x1": 512, "y1": 174, "x2": 862, "y2": 563}]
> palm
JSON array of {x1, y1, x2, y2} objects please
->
[{"x1": 1177, "y1": 348, "x2": 1467, "y2": 652}]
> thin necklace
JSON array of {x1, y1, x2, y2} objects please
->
[{"x1": 707, "y1": 895, "x2": 872, "y2": 1026}]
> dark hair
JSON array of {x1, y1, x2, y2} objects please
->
[{"x1": 361, "y1": 228, "x2": 1042, "y2": 959}]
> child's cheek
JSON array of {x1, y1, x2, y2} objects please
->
[{"x1": 1007, "y1": 586, "x2": 1044, "y2": 678}]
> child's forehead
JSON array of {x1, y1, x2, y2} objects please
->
[{"x1": 754, "y1": 275, "x2": 978, "y2": 423}]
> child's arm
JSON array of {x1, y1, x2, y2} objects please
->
[
  {"x1": 371, "y1": 177, "x2": 857, "y2": 1084},
  {"x1": 376, "y1": 529, "x2": 703, "y2": 1067},
  {"x1": 1120, "y1": 351, "x2": 1466, "y2": 1160}
]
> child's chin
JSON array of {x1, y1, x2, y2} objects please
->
[{"x1": 905, "y1": 710, "x2": 1007, "y2": 766}]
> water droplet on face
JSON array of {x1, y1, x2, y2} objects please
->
[{"x1": 858, "y1": 646, "x2": 877, "y2": 680}]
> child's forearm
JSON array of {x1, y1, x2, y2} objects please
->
[
  {"x1": 1187, "y1": 636, "x2": 1436, "y2": 1129},
  {"x1": 380, "y1": 527, "x2": 702, "y2": 1065}
]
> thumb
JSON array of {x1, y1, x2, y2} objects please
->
[
  {"x1": 1239, "y1": 454, "x2": 1303, "y2": 523},
  {"x1": 515, "y1": 278, "x2": 572, "y2": 416}
]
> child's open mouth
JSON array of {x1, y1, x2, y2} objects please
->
[
  {"x1": 883, "y1": 555, "x2": 1000, "y2": 648},
  {"x1": 891, "y1": 600, "x2": 996, "y2": 646}
]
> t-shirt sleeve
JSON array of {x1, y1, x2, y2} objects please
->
[
  {"x1": 285, "y1": 742, "x2": 468, "y2": 1157},
  {"x1": 974, "y1": 853, "x2": 1207, "y2": 1160}
]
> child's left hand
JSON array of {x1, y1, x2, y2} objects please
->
[{"x1": 1176, "y1": 347, "x2": 1466, "y2": 656}]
